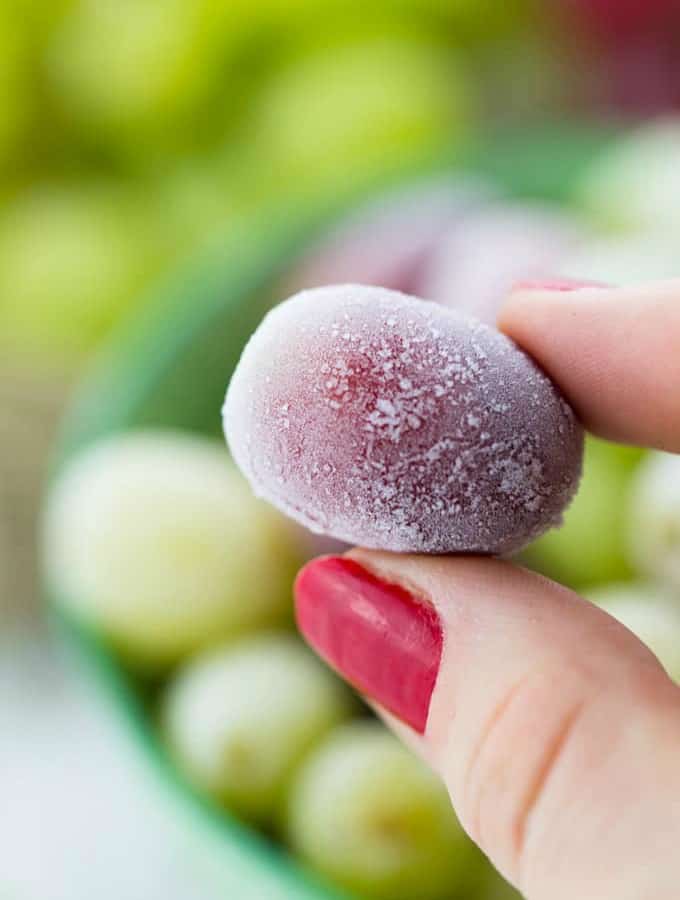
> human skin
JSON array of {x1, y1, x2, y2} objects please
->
[{"x1": 295, "y1": 279, "x2": 680, "y2": 900}]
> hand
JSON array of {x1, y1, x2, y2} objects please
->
[{"x1": 294, "y1": 279, "x2": 680, "y2": 900}]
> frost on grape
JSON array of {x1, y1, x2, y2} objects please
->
[{"x1": 224, "y1": 285, "x2": 583, "y2": 555}]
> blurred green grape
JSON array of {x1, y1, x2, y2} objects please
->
[
  {"x1": 589, "y1": 582, "x2": 680, "y2": 684},
  {"x1": 286, "y1": 721, "x2": 486, "y2": 900},
  {"x1": 576, "y1": 120, "x2": 680, "y2": 233},
  {"x1": 482, "y1": 872, "x2": 524, "y2": 899},
  {"x1": 560, "y1": 231, "x2": 680, "y2": 285},
  {"x1": 44, "y1": 432, "x2": 302, "y2": 669},
  {"x1": 47, "y1": 0, "x2": 246, "y2": 160},
  {"x1": 164, "y1": 634, "x2": 353, "y2": 824},
  {"x1": 0, "y1": 6, "x2": 36, "y2": 173},
  {"x1": 210, "y1": 0, "x2": 532, "y2": 49},
  {"x1": 246, "y1": 37, "x2": 472, "y2": 203},
  {"x1": 8, "y1": 0, "x2": 77, "y2": 42},
  {"x1": 402, "y1": 0, "x2": 536, "y2": 42},
  {"x1": 522, "y1": 437, "x2": 643, "y2": 590},
  {"x1": 152, "y1": 153, "x2": 254, "y2": 257},
  {"x1": 0, "y1": 180, "x2": 164, "y2": 364},
  {"x1": 215, "y1": 0, "x2": 532, "y2": 45},
  {"x1": 209, "y1": 0, "x2": 350, "y2": 25},
  {"x1": 628, "y1": 452, "x2": 680, "y2": 592}
]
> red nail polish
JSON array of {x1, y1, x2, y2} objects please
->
[
  {"x1": 512, "y1": 277, "x2": 610, "y2": 292},
  {"x1": 295, "y1": 556, "x2": 442, "y2": 733}
]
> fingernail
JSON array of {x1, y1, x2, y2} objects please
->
[
  {"x1": 295, "y1": 556, "x2": 442, "y2": 733},
  {"x1": 512, "y1": 277, "x2": 611, "y2": 293}
]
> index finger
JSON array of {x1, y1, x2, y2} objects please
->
[{"x1": 498, "y1": 279, "x2": 680, "y2": 452}]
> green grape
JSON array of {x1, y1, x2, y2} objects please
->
[
  {"x1": 576, "y1": 120, "x2": 680, "y2": 233},
  {"x1": 217, "y1": 0, "x2": 529, "y2": 44},
  {"x1": 628, "y1": 452, "x2": 680, "y2": 592},
  {"x1": 326, "y1": 0, "x2": 532, "y2": 43},
  {"x1": 163, "y1": 633, "x2": 353, "y2": 823},
  {"x1": 248, "y1": 37, "x2": 471, "y2": 202},
  {"x1": 0, "y1": 181, "x2": 164, "y2": 365},
  {"x1": 0, "y1": 6, "x2": 36, "y2": 172},
  {"x1": 482, "y1": 871, "x2": 524, "y2": 899},
  {"x1": 286, "y1": 720, "x2": 485, "y2": 900},
  {"x1": 7, "y1": 0, "x2": 77, "y2": 42},
  {"x1": 559, "y1": 231, "x2": 680, "y2": 285},
  {"x1": 407, "y1": 0, "x2": 533, "y2": 41},
  {"x1": 588, "y1": 582, "x2": 680, "y2": 684},
  {"x1": 152, "y1": 153, "x2": 253, "y2": 257},
  {"x1": 43, "y1": 431, "x2": 302, "y2": 669},
  {"x1": 521, "y1": 437, "x2": 642, "y2": 590},
  {"x1": 46, "y1": 0, "x2": 239, "y2": 158},
  {"x1": 209, "y1": 0, "x2": 349, "y2": 26}
]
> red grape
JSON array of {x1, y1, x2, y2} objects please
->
[{"x1": 224, "y1": 285, "x2": 583, "y2": 555}]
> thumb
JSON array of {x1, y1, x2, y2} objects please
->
[{"x1": 295, "y1": 551, "x2": 680, "y2": 900}]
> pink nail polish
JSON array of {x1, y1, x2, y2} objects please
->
[
  {"x1": 512, "y1": 277, "x2": 610, "y2": 292},
  {"x1": 295, "y1": 557, "x2": 442, "y2": 733}
]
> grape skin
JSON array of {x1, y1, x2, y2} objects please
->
[
  {"x1": 43, "y1": 431, "x2": 300, "y2": 668},
  {"x1": 225, "y1": 285, "x2": 583, "y2": 555},
  {"x1": 163, "y1": 634, "x2": 353, "y2": 824},
  {"x1": 286, "y1": 721, "x2": 485, "y2": 900}
]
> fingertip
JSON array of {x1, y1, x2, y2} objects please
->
[
  {"x1": 294, "y1": 552, "x2": 443, "y2": 734},
  {"x1": 498, "y1": 279, "x2": 680, "y2": 451},
  {"x1": 498, "y1": 278, "x2": 611, "y2": 336}
]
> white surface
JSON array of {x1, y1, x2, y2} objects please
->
[{"x1": 0, "y1": 627, "x2": 228, "y2": 900}]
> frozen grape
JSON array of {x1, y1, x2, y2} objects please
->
[
  {"x1": 420, "y1": 203, "x2": 582, "y2": 324},
  {"x1": 628, "y1": 452, "x2": 680, "y2": 591},
  {"x1": 286, "y1": 721, "x2": 484, "y2": 900},
  {"x1": 224, "y1": 285, "x2": 583, "y2": 555},
  {"x1": 588, "y1": 582, "x2": 680, "y2": 684},
  {"x1": 287, "y1": 177, "x2": 495, "y2": 297},
  {"x1": 163, "y1": 633, "x2": 353, "y2": 824},
  {"x1": 43, "y1": 431, "x2": 301, "y2": 668}
]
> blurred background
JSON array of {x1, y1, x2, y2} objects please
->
[{"x1": 4, "y1": 1, "x2": 680, "y2": 898}]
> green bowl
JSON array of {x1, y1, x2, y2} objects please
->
[{"x1": 44, "y1": 123, "x2": 617, "y2": 900}]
